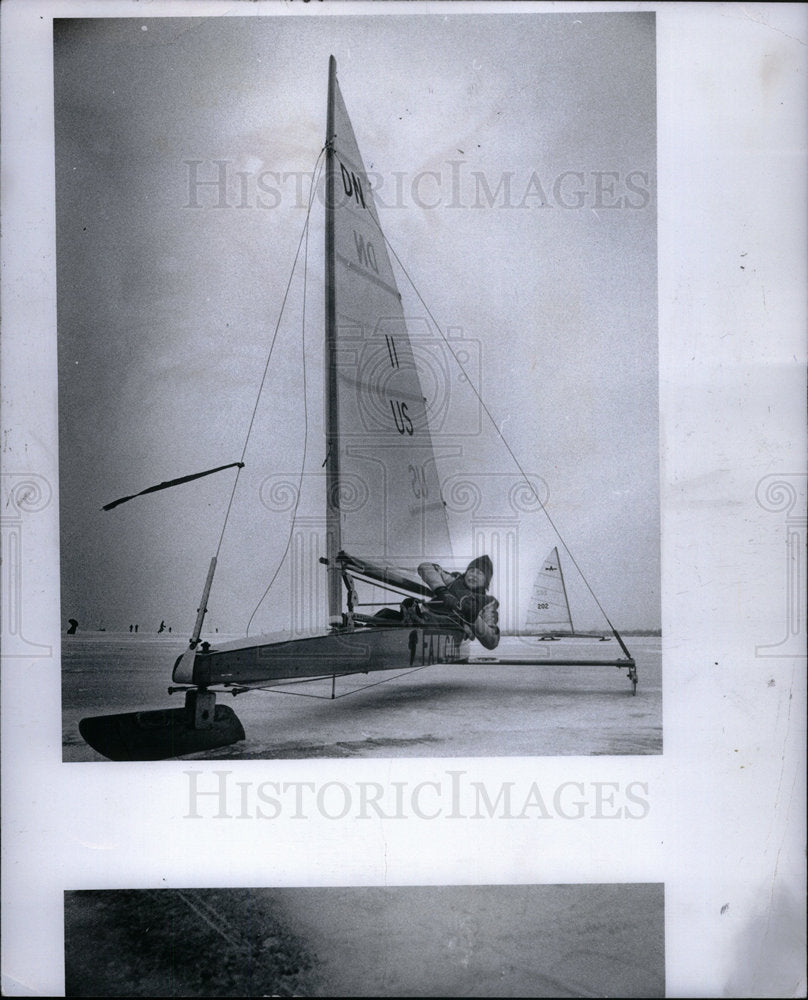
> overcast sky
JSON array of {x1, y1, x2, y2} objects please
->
[{"x1": 55, "y1": 11, "x2": 658, "y2": 635}]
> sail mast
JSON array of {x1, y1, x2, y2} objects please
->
[{"x1": 324, "y1": 55, "x2": 342, "y2": 625}]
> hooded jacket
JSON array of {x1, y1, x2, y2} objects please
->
[{"x1": 419, "y1": 556, "x2": 500, "y2": 649}]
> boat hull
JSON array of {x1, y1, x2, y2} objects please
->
[{"x1": 179, "y1": 625, "x2": 468, "y2": 688}]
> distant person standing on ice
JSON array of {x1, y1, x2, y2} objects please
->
[{"x1": 417, "y1": 555, "x2": 500, "y2": 650}]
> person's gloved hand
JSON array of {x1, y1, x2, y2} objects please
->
[
  {"x1": 457, "y1": 592, "x2": 487, "y2": 624},
  {"x1": 434, "y1": 586, "x2": 461, "y2": 612},
  {"x1": 479, "y1": 601, "x2": 498, "y2": 627}
]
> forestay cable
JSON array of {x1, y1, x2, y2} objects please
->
[{"x1": 354, "y1": 170, "x2": 626, "y2": 645}]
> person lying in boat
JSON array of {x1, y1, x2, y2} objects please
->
[
  {"x1": 371, "y1": 555, "x2": 500, "y2": 649},
  {"x1": 413, "y1": 555, "x2": 500, "y2": 651}
]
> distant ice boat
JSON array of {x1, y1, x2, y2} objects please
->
[{"x1": 525, "y1": 547, "x2": 612, "y2": 643}]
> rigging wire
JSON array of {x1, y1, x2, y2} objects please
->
[
  {"x1": 210, "y1": 146, "x2": 326, "y2": 575},
  {"x1": 243, "y1": 151, "x2": 325, "y2": 635},
  {"x1": 352, "y1": 164, "x2": 625, "y2": 641},
  {"x1": 240, "y1": 662, "x2": 436, "y2": 700}
]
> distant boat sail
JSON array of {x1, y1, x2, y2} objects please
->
[
  {"x1": 524, "y1": 547, "x2": 612, "y2": 642},
  {"x1": 524, "y1": 547, "x2": 573, "y2": 636},
  {"x1": 79, "y1": 57, "x2": 636, "y2": 761}
]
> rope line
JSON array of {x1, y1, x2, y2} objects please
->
[
  {"x1": 211, "y1": 147, "x2": 326, "y2": 572},
  {"x1": 244, "y1": 153, "x2": 324, "y2": 634},
  {"x1": 351, "y1": 167, "x2": 623, "y2": 640}
]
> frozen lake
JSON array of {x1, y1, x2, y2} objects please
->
[{"x1": 63, "y1": 633, "x2": 661, "y2": 761}]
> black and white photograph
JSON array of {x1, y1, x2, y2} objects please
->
[
  {"x1": 1, "y1": 2, "x2": 806, "y2": 997},
  {"x1": 64, "y1": 884, "x2": 665, "y2": 997},
  {"x1": 54, "y1": 12, "x2": 660, "y2": 762}
]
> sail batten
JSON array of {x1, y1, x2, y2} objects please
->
[
  {"x1": 335, "y1": 252, "x2": 402, "y2": 299},
  {"x1": 334, "y1": 372, "x2": 426, "y2": 406}
]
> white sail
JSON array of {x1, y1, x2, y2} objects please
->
[
  {"x1": 524, "y1": 547, "x2": 574, "y2": 635},
  {"x1": 324, "y1": 57, "x2": 452, "y2": 620}
]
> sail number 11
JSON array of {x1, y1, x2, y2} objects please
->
[{"x1": 385, "y1": 333, "x2": 414, "y2": 436}]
